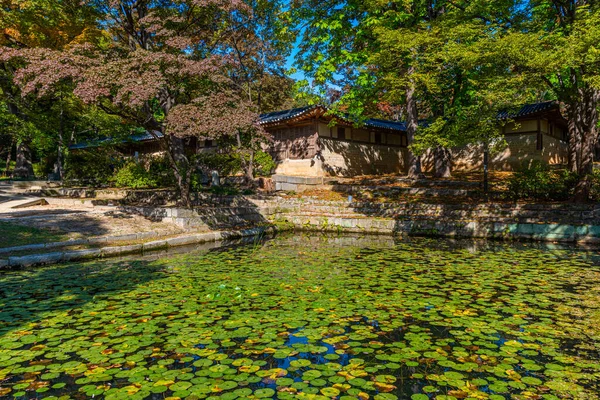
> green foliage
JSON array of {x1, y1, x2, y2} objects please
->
[
  {"x1": 64, "y1": 149, "x2": 122, "y2": 186},
  {"x1": 587, "y1": 170, "x2": 600, "y2": 201},
  {"x1": 112, "y1": 162, "x2": 159, "y2": 189},
  {"x1": 111, "y1": 157, "x2": 176, "y2": 189},
  {"x1": 253, "y1": 151, "x2": 276, "y2": 177},
  {"x1": 507, "y1": 163, "x2": 579, "y2": 201},
  {"x1": 65, "y1": 150, "x2": 175, "y2": 189}
]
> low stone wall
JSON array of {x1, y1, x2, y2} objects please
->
[
  {"x1": 122, "y1": 196, "x2": 600, "y2": 243},
  {"x1": 260, "y1": 198, "x2": 600, "y2": 243},
  {"x1": 273, "y1": 175, "x2": 336, "y2": 192},
  {"x1": 0, "y1": 227, "x2": 275, "y2": 269}
]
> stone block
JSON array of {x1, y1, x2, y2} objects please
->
[
  {"x1": 515, "y1": 223, "x2": 534, "y2": 236},
  {"x1": 9, "y1": 252, "x2": 64, "y2": 268},
  {"x1": 88, "y1": 236, "x2": 108, "y2": 244},
  {"x1": 101, "y1": 244, "x2": 142, "y2": 256},
  {"x1": 533, "y1": 224, "x2": 575, "y2": 239},
  {"x1": 0, "y1": 243, "x2": 46, "y2": 255},
  {"x1": 166, "y1": 236, "x2": 200, "y2": 247},
  {"x1": 283, "y1": 176, "x2": 307, "y2": 184},
  {"x1": 0, "y1": 259, "x2": 8, "y2": 269},
  {"x1": 279, "y1": 183, "x2": 298, "y2": 192},
  {"x1": 574, "y1": 225, "x2": 589, "y2": 238},
  {"x1": 112, "y1": 233, "x2": 138, "y2": 243},
  {"x1": 143, "y1": 240, "x2": 168, "y2": 251},
  {"x1": 196, "y1": 232, "x2": 218, "y2": 242},
  {"x1": 62, "y1": 249, "x2": 102, "y2": 262}
]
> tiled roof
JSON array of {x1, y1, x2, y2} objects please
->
[
  {"x1": 362, "y1": 118, "x2": 407, "y2": 131},
  {"x1": 497, "y1": 101, "x2": 558, "y2": 120},
  {"x1": 259, "y1": 106, "x2": 320, "y2": 125},
  {"x1": 69, "y1": 131, "x2": 163, "y2": 150},
  {"x1": 259, "y1": 105, "x2": 407, "y2": 132}
]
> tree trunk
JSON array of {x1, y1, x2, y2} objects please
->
[
  {"x1": 483, "y1": 144, "x2": 489, "y2": 195},
  {"x1": 567, "y1": 106, "x2": 581, "y2": 173},
  {"x1": 433, "y1": 146, "x2": 452, "y2": 178},
  {"x1": 570, "y1": 89, "x2": 600, "y2": 202},
  {"x1": 56, "y1": 101, "x2": 65, "y2": 180},
  {"x1": 245, "y1": 151, "x2": 255, "y2": 184},
  {"x1": 4, "y1": 139, "x2": 14, "y2": 177},
  {"x1": 236, "y1": 131, "x2": 255, "y2": 185},
  {"x1": 13, "y1": 141, "x2": 34, "y2": 179},
  {"x1": 405, "y1": 73, "x2": 425, "y2": 179},
  {"x1": 161, "y1": 135, "x2": 192, "y2": 207}
]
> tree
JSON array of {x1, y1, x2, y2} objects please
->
[
  {"x1": 295, "y1": 0, "x2": 510, "y2": 178},
  {"x1": 292, "y1": 0, "x2": 543, "y2": 186},
  {"x1": 217, "y1": 0, "x2": 295, "y2": 181},
  {"x1": 0, "y1": 0, "x2": 101, "y2": 179},
  {"x1": 1, "y1": 0, "x2": 268, "y2": 204},
  {"x1": 494, "y1": 1, "x2": 600, "y2": 200}
]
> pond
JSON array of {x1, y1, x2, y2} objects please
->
[{"x1": 1, "y1": 234, "x2": 600, "y2": 400}]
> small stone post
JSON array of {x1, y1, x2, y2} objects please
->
[{"x1": 211, "y1": 170, "x2": 220, "y2": 187}]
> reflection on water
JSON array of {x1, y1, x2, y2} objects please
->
[{"x1": 0, "y1": 233, "x2": 599, "y2": 399}]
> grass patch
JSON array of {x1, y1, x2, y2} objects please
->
[{"x1": 0, "y1": 221, "x2": 68, "y2": 248}]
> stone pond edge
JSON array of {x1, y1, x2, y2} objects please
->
[
  {"x1": 0, "y1": 227, "x2": 278, "y2": 270},
  {"x1": 4, "y1": 210, "x2": 600, "y2": 269}
]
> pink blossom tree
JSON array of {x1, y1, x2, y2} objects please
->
[{"x1": 0, "y1": 0, "x2": 269, "y2": 206}]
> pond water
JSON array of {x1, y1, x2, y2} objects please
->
[{"x1": 1, "y1": 234, "x2": 600, "y2": 400}]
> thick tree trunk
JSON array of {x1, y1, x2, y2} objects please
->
[
  {"x1": 236, "y1": 132, "x2": 255, "y2": 185},
  {"x1": 569, "y1": 89, "x2": 600, "y2": 202},
  {"x1": 13, "y1": 142, "x2": 34, "y2": 179},
  {"x1": 567, "y1": 107, "x2": 581, "y2": 174},
  {"x1": 433, "y1": 146, "x2": 452, "y2": 178},
  {"x1": 171, "y1": 137, "x2": 192, "y2": 207},
  {"x1": 245, "y1": 151, "x2": 255, "y2": 184},
  {"x1": 405, "y1": 74, "x2": 425, "y2": 179},
  {"x1": 160, "y1": 134, "x2": 192, "y2": 207}
]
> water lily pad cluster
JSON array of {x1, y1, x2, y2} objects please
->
[{"x1": 0, "y1": 235, "x2": 599, "y2": 399}]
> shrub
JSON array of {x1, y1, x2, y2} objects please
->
[
  {"x1": 507, "y1": 162, "x2": 579, "y2": 201},
  {"x1": 112, "y1": 161, "x2": 158, "y2": 189},
  {"x1": 587, "y1": 170, "x2": 600, "y2": 201},
  {"x1": 146, "y1": 156, "x2": 176, "y2": 187},
  {"x1": 64, "y1": 150, "x2": 123, "y2": 186},
  {"x1": 253, "y1": 151, "x2": 276, "y2": 176}
]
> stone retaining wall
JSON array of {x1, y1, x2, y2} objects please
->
[
  {"x1": 0, "y1": 227, "x2": 275, "y2": 269},
  {"x1": 259, "y1": 198, "x2": 600, "y2": 243},
  {"x1": 125, "y1": 196, "x2": 600, "y2": 243}
]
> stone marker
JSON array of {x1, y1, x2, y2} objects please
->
[{"x1": 211, "y1": 170, "x2": 220, "y2": 187}]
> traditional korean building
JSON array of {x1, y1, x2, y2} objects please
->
[{"x1": 71, "y1": 101, "x2": 569, "y2": 177}]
